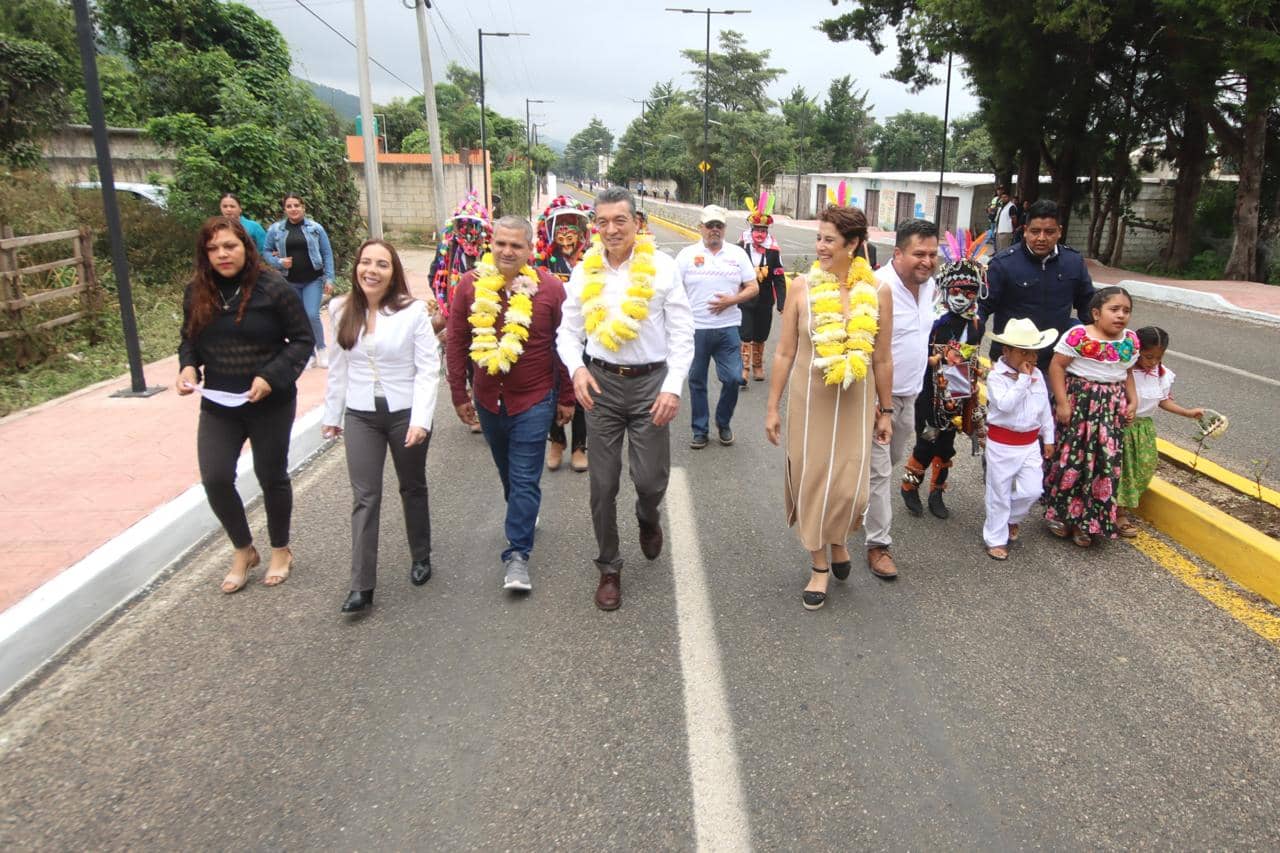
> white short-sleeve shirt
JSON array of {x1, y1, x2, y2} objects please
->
[
  {"x1": 1053, "y1": 324, "x2": 1139, "y2": 383},
  {"x1": 675, "y1": 241, "x2": 755, "y2": 330},
  {"x1": 1133, "y1": 364, "x2": 1175, "y2": 417},
  {"x1": 876, "y1": 261, "x2": 937, "y2": 397}
]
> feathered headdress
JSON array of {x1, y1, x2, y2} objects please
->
[
  {"x1": 441, "y1": 191, "x2": 491, "y2": 256},
  {"x1": 936, "y1": 229, "x2": 993, "y2": 302},
  {"x1": 744, "y1": 189, "x2": 776, "y2": 226},
  {"x1": 825, "y1": 180, "x2": 850, "y2": 208}
]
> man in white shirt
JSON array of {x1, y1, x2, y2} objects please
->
[
  {"x1": 864, "y1": 219, "x2": 939, "y2": 580},
  {"x1": 674, "y1": 205, "x2": 758, "y2": 449},
  {"x1": 556, "y1": 187, "x2": 696, "y2": 611},
  {"x1": 995, "y1": 188, "x2": 1017, "y2": 252}
]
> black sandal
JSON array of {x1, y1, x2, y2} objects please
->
[{"x1": 803, "y1": 566, "x2": 830, "y2": 611}]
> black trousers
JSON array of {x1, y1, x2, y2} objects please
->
[
  {"x1": 548, "y1": 403, "x2": 587, "y2": 451},
  {"x1": 739, "y1": 294, "x2": 776, "y2": 343},
  {"x1": 198, "y1": 398, "x2": 295, "y2": 550}
]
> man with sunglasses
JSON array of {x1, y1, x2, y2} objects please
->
[{"x1": 674, "y1": 205, "x2": 758, "y2": 449}]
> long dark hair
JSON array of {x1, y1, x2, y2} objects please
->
[
  {"x1": 186, "y1": 216, "x2": 261, "y2": 338},
  {"x1": 336, "y1": 239, "x2": 415, "y2": 350}
]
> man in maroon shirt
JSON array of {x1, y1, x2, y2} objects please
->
[{"x1": 447, "y1": 216, "x2": 575, "y2": 592}]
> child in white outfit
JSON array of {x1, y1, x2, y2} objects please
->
[{"x1": 982, "y1": 319, "x2": 1057, "y2": 560}]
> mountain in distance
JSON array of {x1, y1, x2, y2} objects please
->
[
  {"x1": 305, "y1": 79, "x2": 361, "y2": 122},
  {"x1": 539, "y1": 137, "x2": 566, "y2": 154}
]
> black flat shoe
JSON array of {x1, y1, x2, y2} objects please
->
[
  {"x1": 901, "y1": 486, "x2": 924, "y2": 517},
  {"x1": 928, "y1": 490, "x2": 950, "y2": 519},
  {"x1": 831, "y1": 559, "x2": 852, "y2": 581},
  {"x1": 340, "y1": 589, "x2": 373, "y2": 613},
  {"x1": 802, "y1": 566, "x2": 830, "y2": 611},
  {"x1": 410, "y1": 558, "x2": 432, "y2": 586}
]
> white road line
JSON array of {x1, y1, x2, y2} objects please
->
[
  {"x1": 667, "y1": 467, "x2": 753, "y2": 852},
  {"x1": 1163, "y1": 349, "x2": 1280, "y2": 388}
]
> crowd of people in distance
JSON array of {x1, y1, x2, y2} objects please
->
[{"x1": 176, "y1": 184, "x2": 1208, "y2": 613}]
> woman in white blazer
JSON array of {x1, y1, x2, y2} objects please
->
[{"x1": 322, "y1": 240, "x2": 440, "y2": 614}]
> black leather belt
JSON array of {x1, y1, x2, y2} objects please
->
[{"x1": 586, "y1": 356, "x2": 665, "y2": 377}]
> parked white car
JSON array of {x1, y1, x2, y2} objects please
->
[{"x1": 71, "y1": 181, "x2": 169, "y2": 209}]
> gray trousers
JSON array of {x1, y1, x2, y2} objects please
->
[
  {"x1": 584, "y1": 364, "x2": 671, "y2": 573},
  {"x1": 344, "y1": 398, "x2": 431, "y2": 591},
  {"x1": 864, "y1": 392, "x2": 917, "y2": 550}
]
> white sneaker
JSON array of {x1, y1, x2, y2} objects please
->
[{"x1": 316, "y1": 348, "x2": 329, "y2": 368}]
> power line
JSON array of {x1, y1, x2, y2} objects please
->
[
  {"x1": 289, "y1": 0, "x2": 422, "y2": 94},
  {"x1": 431, "y1": 0, "x2": 479, "y2": 68}
]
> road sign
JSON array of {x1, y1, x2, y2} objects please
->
[{"x1": 698, "y1": 160, "x2": 712, "y2": 173}]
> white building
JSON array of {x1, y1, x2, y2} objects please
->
[{"x1": 798, "y1": 171, "x2": 997, "y2": 233}]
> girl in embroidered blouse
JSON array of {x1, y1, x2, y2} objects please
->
[
  {"x1": 1043, "y1": 286, "x2": 1139, "y2": 547},
  {"x1": 1114, "y1": 326, "x2": 1205, "y2": 537}
]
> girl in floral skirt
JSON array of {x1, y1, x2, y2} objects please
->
[
  {"x1": 1114, "y1": 326, "x2": 1205, "y2": 537},
  {"x1": 1044, "y1": 286, "x2": 1139, "y2": 547}
]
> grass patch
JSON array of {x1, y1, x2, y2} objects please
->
[{"x1": 0, "y1": 284, "x2": 183, "y2": 416}]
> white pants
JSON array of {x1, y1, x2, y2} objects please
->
[
  {"x1": 864, "y1": 393, "x2": 916, "y2": 549},
  {"x1": 982, "y1": 439, "x2": 1043, "y2": 547}
]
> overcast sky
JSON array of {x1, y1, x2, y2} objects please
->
[{"x1": 242, "y1": 0, "x2": 979, "y2": 145}]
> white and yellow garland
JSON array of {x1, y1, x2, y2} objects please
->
[
  {"x1": 579, "y1": 233, "x2": 657, "y2": 352},
  {"x1": 468, "y1": 253, "x2": 539, "y2": 375},
  {"x1": 808, "y1": 255, "x2": 880, "y2": 388}
]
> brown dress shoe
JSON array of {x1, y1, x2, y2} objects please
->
[
  {"x1": 570, "y1": 448, "x2": 588, "y2": 472},
  {"x1": 867, "y1": 546, "x2": 898, "y2": 579},
  {"x1": 547, "y1": 442, "x2": 565, "y2": 471},
  {"x1": 595, "y1": 572, "x2": 621, "y2": 611},
  {"x1": 639, "y1": 520, "x2": 663, "y2": 560}
]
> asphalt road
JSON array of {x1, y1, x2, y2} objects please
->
[{"x1": 4, "y1": 221, "x2": 1280, "y2": 848}]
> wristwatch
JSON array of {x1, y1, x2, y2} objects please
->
[{"x1": 878, "y1": 405, "x2": 894, "y2": 414}]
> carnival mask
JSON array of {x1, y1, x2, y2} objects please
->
[
  {"x1": 750, "y1": 226, "x2": 769, "y2": 248},
  {"x1": 945, "y1": 286, "x2": 978, "y2": 318},
  {"x1": 554, "y1": 225, "x2": 582, "y2": 254}
]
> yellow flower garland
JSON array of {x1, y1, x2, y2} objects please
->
[
  {"x1": 468, "y1": 253, "x2": 539, "y2": 375},
  {"x1": 807, "y1": 256, "x2": 880, "y2": 388},
  {"x1": 578, "y1": 233, "x2": 657, "y2": 352}
]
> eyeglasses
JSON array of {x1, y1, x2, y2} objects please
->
[{"x1": 703, "y1": 221, "x2": 725, "y2": 229}]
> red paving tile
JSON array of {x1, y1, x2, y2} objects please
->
[{"x1": 0, "y1": 253, "x2": 440, "y2": 617}]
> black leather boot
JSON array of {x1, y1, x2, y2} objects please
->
[{"x1": 340, "y1": 590, "x2": 373, "y2": 613}]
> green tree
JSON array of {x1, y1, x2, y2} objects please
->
[
  {"x1": 818, "y1": 76, "x2": 877, "y2": 171},
  {"x1": 680, "y1": 30, "x2": 782, "y2": 114},
  {"x1": 375, "y1": 97, "x2": 426, "y2": 153},
  {"x1": 561, "y1": 118, "x2": 614, "y2": 180},
  {"x1": 0, "y1": 36, "x2": 67, "y2": 166},
  {"x1": 946, "y1": 113, "x2": 994, "y2": 173},
  {"x1": 0, "y1": 0, "x2": 80, "y2": 91},
  {"x1": 875, "y1": 111, "x2": 944, "y2": 171},
  {"x1": 446, "y1": 62, "x2": 482, "y2": 103}
]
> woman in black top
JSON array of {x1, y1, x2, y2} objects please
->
[{"x1": 178, "y1": 216, "x2": 314, "y2": 593}]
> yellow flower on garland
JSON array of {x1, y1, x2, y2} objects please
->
[
  {"x1": 468, "y1": 253, "x2": 540, "y2": 375},
  {"x1": 806, "y1": 256, "x2": 880, "y2": 388},
  {"x1": 578, "y1": 233, "x2": 658, "y2": 352}
]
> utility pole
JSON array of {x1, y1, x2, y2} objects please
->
[
  {"x1": 354, "y1": 0, "x2": 382, "y2": 237},
  {"x1": 71, "y1": 0, "x2": 160, "y2": 397},
  {"x1": 934, "y1": 51, "x2": 954, "y2": 229},
  {"x1": 526, "y1": 99, "x2": 550, "y2": 219},
  {"x1": 666, "y1": 8, "x2": 750, "y2": 205},
  {"x1": 413, "y1": 0, "x2": 449, "y2": 236},
  {"x1": 478, "y1": 29, "x2": 529, "y2": 213}
]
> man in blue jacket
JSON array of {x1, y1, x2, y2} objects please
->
[{"x1": 978, "y1": 199, "x2": 1095, "y2": 375}]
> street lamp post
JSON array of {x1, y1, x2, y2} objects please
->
[
  {"x1": 665, "y1": 7, "x2": 750, "y2": 205},
  {"x1": 478, "y1": 29, "x2": 528, "y2": 212},
  {"x1": 526, "y1": 98, "x2": 550, "y2": 219},
  {"x1": 935, "y1": 51, "x2": 954, "y2": 228}
]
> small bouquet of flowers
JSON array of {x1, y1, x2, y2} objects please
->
[{"x1": 1194, "y1": 409, "x2": 1229, "y2": 442}]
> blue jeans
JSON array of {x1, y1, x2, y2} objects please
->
[
  {"x1": 476, "y1": 391, "x2": 555, "y2": 561},
  {"x1": 294, "y1": 278, "x2": 325, "y2": 350},
  {"x1": 688, "y1": 326, "x2": 742, "y2": 437}
]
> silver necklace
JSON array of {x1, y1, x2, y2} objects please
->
[{"x1": 219, "y1": 285, "x2": 241, "y2": 311}]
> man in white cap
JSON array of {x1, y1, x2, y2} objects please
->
[{"x1": 674, "y1": 204, "x2": 758, "y2": 449}]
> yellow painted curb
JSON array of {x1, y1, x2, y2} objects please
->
[
  {"x1": 1157, "y1": 438, "x2": 1280, "y2": 509},
  {"x1": 1136, "y1": 476, "x2": 1280, "y2": 605},
  {"x1": 645, "y1": 211, "x2": 701, "y2": 241}
]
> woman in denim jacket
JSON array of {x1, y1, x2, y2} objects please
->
[{"x1": 265, "y1": 193, "x2": 336, "y2": 367}]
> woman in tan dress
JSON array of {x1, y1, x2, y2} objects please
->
[{"x1": 765, "y1": 205, "x2": 894, "y2": 610}]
